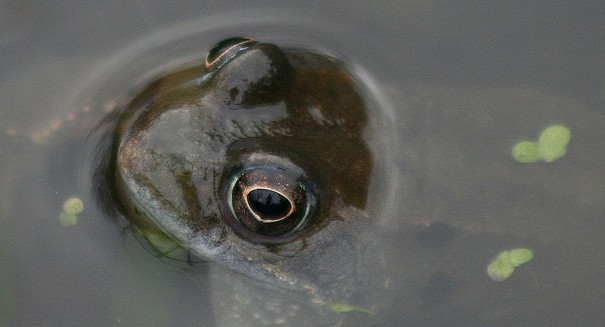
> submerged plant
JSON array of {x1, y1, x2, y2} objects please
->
[{"x1": 330, "y1": 303, "x2": 376, "y2": 315}]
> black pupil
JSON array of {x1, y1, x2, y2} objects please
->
[
  {"x1": 247, "y1": 189, "x2": 291, "y2": 221},
  {"x1": 206, "y1": 37, "x2": 250, "y2": 63}
]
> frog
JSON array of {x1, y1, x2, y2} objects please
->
[
  {"x1": 109, "y1": 37, "x2": 391, "y2": 325},
  {"x1": 102, "y1": 37, "x2": 605, "y2": 327}
]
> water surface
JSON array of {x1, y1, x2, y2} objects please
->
[{"x1": 1, "y1": 2, "x2": 604, "y2": 326}]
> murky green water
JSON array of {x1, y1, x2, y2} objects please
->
[{"x1": 1, "y1": 2, "x2": 604, "y2": 326}]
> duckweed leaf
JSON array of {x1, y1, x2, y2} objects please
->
[
  {"x1": 511, "y1": 124, "x2": 571, "y2": 163},
  {"x1": 511, "y1": 141, "x2": 541, "y2": 163},
  {"x1": 538, "y1": 125, "x2": 571, "y2": 162},
  {"x1": 59, "y1": 212, "x2": 78, "y2": 226},
  {"x1": 487, "y1": 248, "x2": 534, "y2": 282},
  {"x1": 487, "y1": 255, "x2": 515, "y2": 282},
  {"x1": 63, "y1": 197, "x2": 84, "y2": 215},
  {"x1": 508, "y1": 248, "x2": 534, "y2": 267}
]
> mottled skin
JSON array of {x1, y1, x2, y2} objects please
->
[{"x1": 112, "y1": 38, "x2": 387, "y2": 323}]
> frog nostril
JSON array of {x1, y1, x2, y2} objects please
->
[
  {"x1": 204, "y1": 37, "x2": 257, "y2": 68},
  {"x1": 245, "y1": 188, "x2": 293, "y2": 222}
]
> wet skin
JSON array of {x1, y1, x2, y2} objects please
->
[{"x1": 111, "y1": 38, "x2": 387, "y2": 313}]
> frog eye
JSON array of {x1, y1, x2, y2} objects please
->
[
  {"x1": 245, "y1": 188, "x2": 294, "y2": 222},
  {"x1": 204, "y1": 37, "x2": 257, "y2": 69},
  {"x1": 221, "y1": 163, "x2": 317, "y2": 243}
]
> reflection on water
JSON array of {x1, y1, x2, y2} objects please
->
[{"x1": 1, "y1": 2, "x2": 604, "y2": 326}]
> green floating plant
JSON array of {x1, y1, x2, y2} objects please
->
[
  {"x1": 59, "y1": 211, "x2": 78, "y2": 226},
  {"x1": 511, "y1": 141, "x2": 541, "y2": 163},
  {"x1": 63, "y1": 197, "x2": 84, "y2": 215},
  {"x1": 59, "y1": 197, "x2": 84, "y2": 226},
  {"x1": 508, "y1": 248, "x2": 534, "y2": 267},
  {"x1": 538, "y1": 125, "x2": 571, "y2": 162},
  {"x1": 487, "y1": 247, "x2": 534, "y2": 282},
  {"x1": 511, "y1": 124, "x2": 571, "y2": 163}
]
